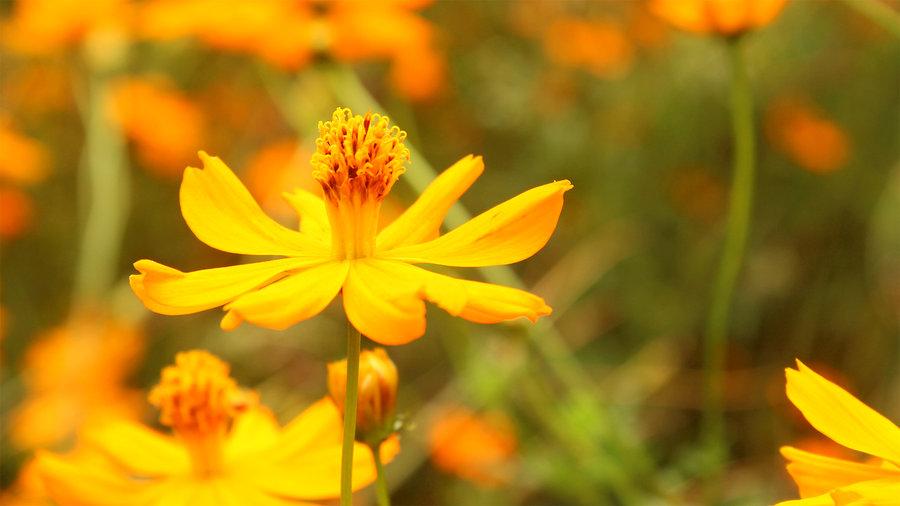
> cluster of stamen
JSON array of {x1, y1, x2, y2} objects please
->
[
  {"x1": 312, "y1": 108, "x2": 409, "y2": 204},
  {"x1": 148, "y1": 350, "x2": 255, "y2": 477}
]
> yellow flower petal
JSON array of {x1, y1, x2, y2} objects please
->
[
  {"x1": 376, "y1": 155, "x2": 484, "y2": 250},
  {"x1": 131, "y1": 257, "x2": 318, "y2": 316},
  {"x1": 382, "y1": 180, "x2": 572, "y2": 267},
  {"x1": 781, "y1": 446, "x2": 899, "y2": 498},
  {"x1": 222, "y1": 261, "x2": 348, "y2": 330},
  {"x1": 247, "y1": 437, "x2": 400, "y2": 501},
  {"x1": 343, "y1": 260, "x2": 426, "y2": 345},
  {"x1": 282, "y1": 188, "x2": 331, "y2": 243},
  {"x1": 830, "y1": 479, "x2": 900, "y2": 504},
  {"x1": 83, "y1": 421, "x2": 190, "y2": 477},
  {"x1": 224, "y1": 408, "x2": 281, "y2": 463},
  {"x1": 36, "y1": 450, "x2": 147, "y2": 505},
  {"x1": 271, "y1": 398, "x2": 343, "y2": 459},
  {"x1": 774, "y1": 495, "x2": 837, "y2": 506},
  {"x1": 180, "y1": 152, "x2": 328, "y2": 256},
  {"x1": 786, "y1": 361, "x2": 900, "y2": 463}
]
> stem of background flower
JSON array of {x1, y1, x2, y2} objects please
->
[
  {"x1": 317, "y1": 63, "x2": 656, "y2": 494},
  {"x1": 74, "y1": 54, "x2": 129, "y2": 305},
  {"x1": 341, "y1": 322, "x2": 361, "y2": 506},
  {"x1": 371, "y1": 442, "x2": 392, "y2": 506},
  {"x1": 840, "y1": 0, "x2": 900, "y2": 39},
  {"x1": 702, "y1": 37, "x2": 755, "y2": 488}
]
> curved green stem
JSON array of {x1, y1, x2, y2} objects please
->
[
  {"x1": 75, "y1": 60, "x2": 129, "y2": 304},
  {"x1": 703, "y1": 38, "x2": 756, "y2": 481},
  {"x1": 371, "y1": 442, "x2": 391, "y2": 506},
  {"x1": 340, "y1": 323, "x2": 362, "y2": 506}
]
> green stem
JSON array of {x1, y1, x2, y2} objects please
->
[
  {"x1": 75, "y1": 60, "x2": 129, "y2": 304},
  {"x1": 340, "y1": 323, "x2": 362, "y2": 506},
  {"x1": 371, "y1": 442, "x2": 392, "y2": 506},
  {"x1": 702, "y1": 38, "x2": 756, "y2": 480},
  {"x1": 840, "y1": 0, "x2": 900, "y2": 39}
]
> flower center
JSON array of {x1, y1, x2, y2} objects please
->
[
  {"x1": 312, "y1": 107, "x2": 409, "y2": 259},
  {"x1": 148, "y1": 350, "x2": 255, "y2": 478}
]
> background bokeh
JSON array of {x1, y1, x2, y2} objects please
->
[{"x1": 1, "y1": 1, "x2": 899, "y2": 504}]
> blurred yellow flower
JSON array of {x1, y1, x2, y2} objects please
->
[
  {"x1": 131, "y1": 108, "x2": 569, "y2": 344},
  {"x1": 765, "y1": 99, "x2": 850, "y2": 174},
  {"x1": 777, "y1": 360, "x2": 900, "y2": 505},
  {"x1": 37, "y1": 350, "x2": 398, "y2": 505},
  {"x1": 649, "y1": 0, "x2": 788, "y2": 36},
  {"x1": 140, "y1": 0, "x2": 444, "y2": 100},
  {"x1": 111, "y1": 77, "x2": 206, "y2": 179},
  {"x1": 328, "y1": 348, "x2": 399, "y2": 442},
  {"x1": 9, "y1": 312, "x2": 144, "y2": 449},
  {"x1": 429, "y1": 406, "x2": 518, "y2": 487},
  {"x1": 543, "y1": 17, "x2": 634, "y2": 79}
]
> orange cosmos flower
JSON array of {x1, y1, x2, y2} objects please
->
[
  {"x1": 649, "y1": 0, "x2": 788, "y2": 36},
  {"x1": 1, "y1": 0, "x2": 130, "y2": 55},
  {"x1": 543, "y1": 17, "x2": 634, "y2": 79},
  {"x1": 765, "y1": 99, "x2": 850, "y2": 174},
  {"x1": 140, "y1": 0, "x2": 444, "y2": 100},
  {"x1": 0, "y1": 117, "x2": 49, "y2": 240},
  {"x1": 130, "y1": 108, "x2": 569, "y2": 345},
  {"x1": 429, "y1": 406, "x2": 518, "y2": 487},
  {"x1": 111, "y1": 77, "x2": 206, "y2": 179},
  {"x1": 776, "y1": 360, "x2": 900, "y2": 505},
  {"x1": 37, "y1": 350, "x2": 398, "y2": 505},
  {"x1": 9, "y1": 312, "x2": 144, "y2": 449}
]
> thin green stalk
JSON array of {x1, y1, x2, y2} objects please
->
[
  {"x1": 75, "y1": 62, "x2": 129, "y2": 304},
  {"x1": 340, "y1": 323, "x2": 362, "y2": 506},
  {"x1": 702, "y1": 38, "x2": 756, "y2": 480},
  {"x1": 371, "y1": 443, "x2": 391, "y2": 506},
  {"x1": 841, "y1": 0, "x2": 900, "y2": 39}
]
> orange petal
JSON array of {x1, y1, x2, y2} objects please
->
[
  {"x1": 382, "y1": 180, "x2": 572, "y2": 267},
  {"x1": 781, "y1": 446, "x2": 899, "y2": 498},
  {"x1": 222, "y1": 261, "x2": 348, "y2": 330},
  {"x1": 376, "y1": 155, "x2": 483, "y2": 250},
  {"x1": 131, "y1": 257, "x2": 318, "y2": 316},
  {"x1": 786, "y1": 361, "x2": 900, "y2": 464},
  {"x1": 180, "y1": 152, "x2": 329, "y2": 256}
]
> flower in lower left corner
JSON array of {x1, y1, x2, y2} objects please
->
[{"x1": 36, "y1": 350, "x2": 398, "y2": 506}]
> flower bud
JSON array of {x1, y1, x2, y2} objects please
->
[{"x1": 328, "y1": 348, "x2": 398, "y2": 444}]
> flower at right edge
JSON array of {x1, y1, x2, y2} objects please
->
[{"x1": 776, "y1": 360, "x2": 900, "y2": 505}]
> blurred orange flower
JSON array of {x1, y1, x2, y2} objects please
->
[
  {"x1": 141, "y1": 0, "x2": 444, "y2": 100},
  {"x1": 111, "y1": 77, "x2": 206, "y2": 179},
  {"x1": 245, "y1": 140, "x2": 319, "y2": 218},
  {"x1": 429, "y1": 406, "x2": 518, "y2": 487},
  {"x1": 649, "y1": 0, "x2": 788, "y2": 36},
  {"x1": 130, "y1": 108, "x2": 566, "y2": 345},
  {"x1": 0, "y1": 118, "x2": 49, "y2": 241},
  {"x1": 0, "y1": 458, "x2": 51, "y2": 506},
  {"x1": 543, "y1": 17, "x2": 634, "y2": 79},
  {"x1": 765, "y1": 99, "x2": 850, "y2": 174},
  {"x1": 2, "y1": 0, "x2": 131, "y2": 55},
  {"x1": 777, "y1": 360, "x2": 900, "y2": 504},
  {"x1": 36, "y1": 350, "x2": 399, "y2": 505},
  {"x1": 9, "y1": 312, "x2": 144, "y2": 449}
]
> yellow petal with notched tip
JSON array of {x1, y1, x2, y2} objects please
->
[
  {"x1": 786, "y1": 361, "x2": 900, "y2": 464},
  {"x1": 222, "y1": 261, "x2": 348, "y2": 330},
  {"x1": 377, "y1": 155, "x2": 483, "y2": 250},
  {"x1": 131, "y1": 257, "x2": 320, "y2": 316},
  {"x1": 382, "y1": 180, "x2": 572, "y2": 267},
  {"x1": 180, "y1": 152, "x2": 329, "y2": 256}
]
